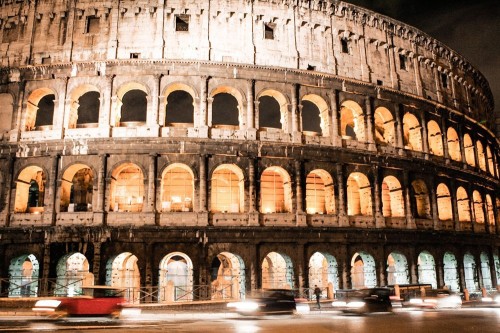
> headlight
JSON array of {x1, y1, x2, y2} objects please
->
[
  {"x1": 346, "y1": 301, "x2": 365, "y2": 309},
  {"x1": 494, "y1": 295, "x2": 500, "y2": 304},
  {"x1": 227, "y1": 301, "x2": 260, "y2": 312},
  {"x1": 409, "y1": 298, "x2": 423, "y2": 304},
  {"x1": 32, "y1": 299, "x2": 61, "y2": 312},
  {"x1": 331, "y1": 301, "x2": 347, "y2": 307}
]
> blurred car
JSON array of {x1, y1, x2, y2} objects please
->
[
  {"x1": 406, "y1": 289, "x2": 462, "y2": 309},
  {"x1": 332, "y1": 288, "x2": 393, "y2": 314},
  {"x1": 227, "y1": 289, "x2": 304, "y2": 315},
  {"x1": 32, "y1": 286, "x2": 126, "y2": 317}
]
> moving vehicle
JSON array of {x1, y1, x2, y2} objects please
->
[
  {"x1": 332, "y1": 288, "x2": 393, "y2": 314},
  {"x1": 32, "y1": 286, "x2": 126, "y2": 317},
  {"x1": 406, "y1": 289, "x2": 462, "y2": 309},
  {"x1": 227, "y1": 289, "x2": 304, "y2": 315}
]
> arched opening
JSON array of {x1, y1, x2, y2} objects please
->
[
  {"x1": 381, "y1": 176, "x2": 404, "y2": 217},
  {"x1": 0, "y1": 93, "x2": 14, "y2": 138},
  {"x1": 109, "y1": 163, "x2": 144, "y2": 212},
  {"x1": 14, "y1": 166, "x2": 46, "y2": 213},
  {"x1": 210, "y1": 164, "x2": 244, "y2": 213},
  {"x1": 302, "y1": 94, "x2": 329, "y2": 136},
  {"x1": 340, "y1": 100, "x2": 365, "y2": 141},
  {"x1": 447, "y1": 127, "x2": 461, "y2": 161},
  {"x1": 476, "y1": 141, "x2": 487, "y2": 172},
  {"x1": 347, "y1": 172, "x2": 372, "y2": 216},
  {"x1": 387, "y1": 252, "x2": 409, "y2": 285},
  {"x1": 260, "y1": 167, "x2": 292, "y2": 213},
  {"x1": 443, "y1": 252, "x2": 460, "y2": 292},
  {"x1": 210, "y1": 252, "x2": 246, "y2": 300},
  {"x1": 105, "y1": 252, "x2": 140, "y2": 303},
  {"x1": 305, "y1": 169, "x2": 335, "y2": 215},
  {"x1": 165, "y1": 90, "x2": 194, "y2": 125},
  {"x1": 68, "y1": 85, "x2": 100, "y2": 129},
  {"x1": 437, "y1": 183, "x2": 453, "y2": 221},
  {"x1": 24, "y1": 88, "x2": 55, "y2": 131},
  {"x1": 463, "y1": 253, "x2": 479, "y2": 292},
  {"x1": 411, "y1": 180, "x2": 431, "y2": 219},
  {"x1": 480, "y1": 252, "x2": 492, "y2": 290},
  {"x1": 463, "y1": 134, "x2": 475, "y2": 167},
  {"x1": 160, "y1": 163, "x2": 194, "y2": 212},
  {"x1": 308, "y1": 252, "x2": 339, "y2": 299},
  {"x1": 485, "y1": 195, "x2": 495, "y2": 228},
  {"x1": 417, "y1": 251, "x2": 437, "y2": 289},
  {"x1": 261, "y1": 252, "x2": 294, "y2": 289},
  {"x1": 258, "y1": 95, "x2": 282, "y2": 129},
  {"x1": 486, "y1": 146, "x2": 494, "y2": 176},
  {"x1": 119, "y1": 89, "x2": 147, "y2": 125},
  {"x1": 374, "y1": 107, "x2": 395, "y2": 145},
  {"x1": 472, "y1": 191, "x2": 485, "y2": 224},
  {"x1": 457, "y1": 187, "x2": 471, "y2": 222},
  {"x1": 494, "y1": 255, "x2": 500, "y2": 286},
  {"x1": 427, "y1": 120, "x2": 444, "y2": 156},
  {"x1": 402, "y1": 113, "x2": 423, "y2": 151},
  {"x1": 59, "y1": 164, "x2": 93, "y2": 212},
  {"x1": 55, "y1": 252, "x2": 93, "y2": 296},
  {"x1": 351, "y1": 252, "x2": 377, "y2": 288},
  {"x1": 212, "y1": 92, "x2": 239, "y2": 128},
  {"x1": 159, "y1": 252, "x2": 193, "y2": 302},
  {"x1": 8, "y1": 254, "x2": 39, "y2": 297}
]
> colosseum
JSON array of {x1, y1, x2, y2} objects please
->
[{"x1": 0, "y1": 0, "x2": 498, "y2": 303}]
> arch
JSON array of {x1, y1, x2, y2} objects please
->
[
  {"x1": 308, "y1": 252, "x2": 339, "y2": 299},
  {"x1": 443, "y1": 252, "x2": 460, "y2": 292},
  {"x1": 68, "y1": 84, "x2": 100, "y2": 129},
  {"x1": 261, "y1": 252, "x2": 294, "y2": 289},
  {"x1": 447, "y1": 127, "x2": 461, "y2": 161},
  {"x1": 302, "y1": 94, "x2": 329, "y2": 136},
  {"x1": 160, "y1": 163, "x2": 194, "y2": 212},
  {"x1": 25, "y1": 88, "x2": 56, "y2": 131},
  {"x1": 381, "y1": 176, "x2": 404, "y2": 217},
  {"x1": 109, "y1": 163, "x2": 144, "y2": 212},
  {"x1": 485, "y1": 195, "x2": 495, "y2": 228},
  {"x1": 476, "y1": 141, "x2": 486, "y2": 172},
  {"x1": 8, "y1": 254, "x2": 39, "y2": 297},
  {"x1": 387, "y1": 252, "x2": 409, "y2": 285},
  {"x1": 59, "y1": 163, "x2": 94, "y2": 212},
  {"x1": 494, "y1": 255, "x2": 500, "y2": 286},
  {"x1": 479, "y1": 252, "x2": 492, "y2": 290},
  {"x1": 165, "y1": 90, "x2": 194, "y2": 125},
  {"x1": 55, "y1": 252, "x2": 93, "y2": 296},
  {"x1": 456, "y1": 187, "x2": 471, "y2": 222},
  {"x1": 472, "y1": 191, "x2": 485, "y2": 223},
  {"x1": 340, "y1": 100, "x2": 365, "y2": 141},
  {"x1": 14, "y1": 166, "x2": 46, "y2": 213},
  {"x1": 463, "y1": 134, "x2": 475, "y2": 167},
  {"x1": 486, "y1": 146, "x2": 494, "y2": 176},
  {"x1": 105, "y1": 252, "x2": 140, "y2": 303},
  {"x1": 305, "y1": 169, "x2": 335, "y2": 214},
  {"x1": 417, "y1": 251, "x2": 437, "y2": 289},
  {"x1": 350, "y1": 252, "x2": 377, "y2": 288},
  {"x1": 210, "y1": 252, "x2": 246, "y2": 300},
  {"x1": 0, "y1": 93, "x2": 14, "y2": 138},
  {"x1": 114, "y1": 82, "x2": 149, "y2": 126},
  {"x1": 347, "y1": 172, "x2": 372, "y2": 216},
  {"x1": 210, "y1": 87, "x2": 243, "y2": 128},
  {"x1": 436, "y1": 183, "x2": 453, "y2": 221},
  {"x1": 257, "y1": 89, "x2": 289, "y2": 131},
  {"x1": 374, "y1": 107, "x2": 395, "y2": 145},
  {"x1": 402, "y1": 113, "x2": 423, "y2": 151},
  {"x1": 411, "y1": 180, "x2": 431, "y2": 219},
  {"x1": 463, "y1": 252, "x2": 479, "y2": 291},
  {"x1": 210, "y1": 164, "x2": 245, "y2": 213},
  {"x1": 260, "y1": 166, "x2": 292, "y2": 213},
  {"x1": 427, "y1": 120, "x2": 444, "y2": 156},
  {"x1": 159, "y1": 252, "x2": 194, "y2": 302}
]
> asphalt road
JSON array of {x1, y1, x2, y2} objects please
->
[{"x1": 1, "y1": 308, "x2": 499, "y2": 332}]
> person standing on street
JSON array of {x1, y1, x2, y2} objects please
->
[{"x1": 314, "y1": 285, "x2": 321, "y2": 309}]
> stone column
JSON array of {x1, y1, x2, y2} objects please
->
[
  {"x1": 372, "y1": 165, "x2": 385, "y2": 228},
  {"x1": 146, "y1": 154, "x2": 157, "y2": 213},
  {"x1": 336, "y1": 164, "x2": 348, "y2": 227},
  {"x1": 441, "y1": 114, "x2": 450, "y2": 162},
  {"x1": 395, "y1": 103, "x2": 404, "y2": 154},
  {"x1": 3, "y1": 156, "x2": 15, "y2": 226},
  {"x1": 41, "y1": 243, "x2": 51, "y2": 296},
  {"x1": 364, "y1": 96, "x2": 376, "y2": 151},
  {"x1": 46, "y1": 154, "x2": 60, "y2": 225},
  {"x1": 92, "y1": 242, "x2": 101, "y2": 282},
  {"x1": 420, "y1": 112, "x2": 429, "y2": 156},
  {"x1": 291, "y1": 84, "x2": 301, "y2": 143},
  {"x1": 429, "y1": 177, "x2": 439, "y2": 230},
  {"x1": 403, "y1": 170, "x2": 416, "y2": 229},
  {"x1": 458, "y1": 122, "x2": 467, "y2": 168},
  {"x1": 436, "y1": 256, "x2": 445, "y2": 288},
  {"x1": 246, "y1": 80, "x2": 257, "y2": 140},
  {"x1": 450, "y1": 179, "x2": 460, "y2": 232},
  {"x1": 329, "y1": 89, "x2": 341, "y2": 146},
  {"x1": 199, "y1": 155, "x2": 208, "y2": 212},
  {"x1": 96, "y1": 154, "x2": 107, "y2": 213},
  {"x1": 197, "y1": 76, "x2": 209, "y2": 137},
  {"x1": 433, "y1": 66, "x2": 443, "y2": 103},
  {"x1": 411, "y1": 42, "x2": 423, "y2": 97},
  {"x1": 295, "y1": 160, "x2": 306, "y2": 226},
  {"x1": 248, "y1": 158, "x2": 259, "y2": 226}
]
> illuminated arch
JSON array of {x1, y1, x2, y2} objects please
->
[
  {"x1": 160, "y1": 163, "x2": 194, "y2": 212},
  {"x1": 114, "y1": 82, "x2": 149, "y2": 127},
  {"x1": 109, "y1": 163, "x2": 144, "y2": 212},
  {"x1": 427, "y1": 120, "x2": 444, "y2": 156},
  {"x1": 257, "y1": 89, "x2": 289, "y2": 131},
  {"x1": 210, "y1": 86, "x2": 244, "y2": 129},
  {"x1": 163, "y1": 83, "x2": 196, "y2": 126},
  {"x1": 210, "y1": 164, "x2": 245, "y2": 213},
  {"x1": 411, "y1": 180, "x2": 431, "y2": 219},
  {"x1": 340, "y1": 100, "x2": 365, "y2": 141},
  {"x1": 463, "y1": 252, "x2": 479, "y2": 291},
  {"x1": 308, "y1": 252, "x2": 339, "y2": 298},
  {"x1": 480, "y1": 252, "x2": 492, "y2": 290},
  {"x1": 14, "y1": 166, "x2": 46, "y2": 213},
  {"x1": 476, "y1": 141, "x2": 486, "y2": 172},
  {"x1": 387, "y1": 252, "x2": 409, "y2": 285},
  {"x1": 436, "y1": 183, "x2": 453, "y2": 221},
  {"x1": 210, "y1": 252, "x2": 246, "y2": 300},
  {"x1": 105, "y1": 252, "x2": 140, "y2": 303},
  {"x1": 417, "y1": 251, "x2": 437, "y2": 288},
  {"x1": 306, "y1": 169, "x2": 335, "y2": 215},
  {"x1": 402, "y1": 112, "x2": 423, "y2": 151},
  {"x1": 67, "y1": 84, "x2": 100, "y2": 129},
  {"x1": 0, "y1": 93, "x2": 14, "y2": 138},
  {"x1": 374, "y1": 107, "x2": 395, "y2": 145},
  {"x1": 8, "y1": 254, "x2": 39, "y2": 297},
  {"x1": 159, "y1": 252, "x2": 194, "y2": 302},
  {"x1": 472, "y1": 191, "x2": 485, "y2": 224},
  {"x1": 59, "y1": 163, "x2": 94, "y2": 212},
  {"x1": 457, "y1": 187, "x2": 471, "y2": 222},
  {"x1": 447, "y1": 127, "x2": 461, "y2": 161},
  {"x1": 260, "y1": 166, "x2": 292, "y2": 213},
  {"x1": 381, "y1": 176, "x2": 404, "y2": 217},
  {"x1": 443, "y1": 252, "x2": 460, "y2": 291},
  {"x1": 351, "y1": 252, "x2": 377, "y2": 288},
  {"x1": 302, "y1": 94, "x2": 329, "y2": 137},
  {"x1": 262, "y1": 252, "x2": 294, "y2": 289},
  {"x1": 55, "y1": 252, "x2": 93, "y2": 296},
  {"x1": 24, "y1": 88, "x2": 56, "y2": 131},
  {"x1": 463, "y1": 134, "x2": 475, "y2": 167},
  {"x1": 347, "y1": 172, "x2": 372, "y2": 216}
]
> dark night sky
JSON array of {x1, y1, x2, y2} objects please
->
[{"x1": 346, "y1": 0, "x2": 499, "y2": 130}]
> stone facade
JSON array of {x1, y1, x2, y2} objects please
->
[{"x1": 0, "y1": 1, "x2": 498, "y2": 301}]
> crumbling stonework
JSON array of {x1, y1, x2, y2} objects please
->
[{"x1": 0, "y1": 1, "x2": 498, "y2": 302}]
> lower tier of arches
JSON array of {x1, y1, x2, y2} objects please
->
[{"x1": 1, "y1": 226, "x2": 499, "y2": 303}]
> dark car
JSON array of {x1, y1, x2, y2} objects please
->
[
  {"x1": 332, "y1": 288, "x2": 393, "y2": 314},
  {"x1": 227, "y1": 289, "x2": 298, "y2": 315}
]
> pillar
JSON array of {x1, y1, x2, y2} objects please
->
[
  {"x1": 146, "y1": 154, "x2": 157, "y2": 213},
  {"x1": 441, "y1": 114, "x2": 450, "y2": 162},
  {"x1": 47, "y1": 154, "x2": 60, "y2": 225},
  {"x1": 329, "y1": 89, "x2": 341, "y2": 146},
  {"x1": 3, "y1": 156, "x2": 15, "y2": 226},
  {"x1": 197, "y1": 76, "x2": 209, "y2": 137},
  {"x1": 246, "y1": 80, "x2": 257, "y2": 139},
  {"x1": 395, "y1": 103, "x2": 404, "y2": 154},
  {"x1": 336, "y1": 164, "x2": 348, "y2": 227},
  {"x1": 430, "y1": 177, "x2": 439, "y2": 230},
  {"x1": 372, "y1": 165, "x2": 385, "y2": 228},
  {"x1": 92, "y1": 242, "x2": 101, "y2": 282},
  {"x1": 403, "y1": 170, "x2": 416, "y2": 229},
  {"x1": 96, "y1": 154, "x2": 107, "y2": 213},
  {"x1": 364, "y1": 96, "x2": 376, "y2": 151},
  {"x1": 199, "y1": 155, "x2": 208, "y2": 212},
  {"x1": 420, "y1": 112, "x2": 429, "y2": 156},
  {"x1": 291, "y1": 84, "x2": 301, "y2": 143}
]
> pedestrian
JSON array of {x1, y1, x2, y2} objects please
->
[{"x1": 314, "y1": 285, "x2": 321, "y2": 309}]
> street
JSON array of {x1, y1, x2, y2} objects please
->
[{"x1": 0, "y1": 308, "x2": 499, "y2": 332}]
